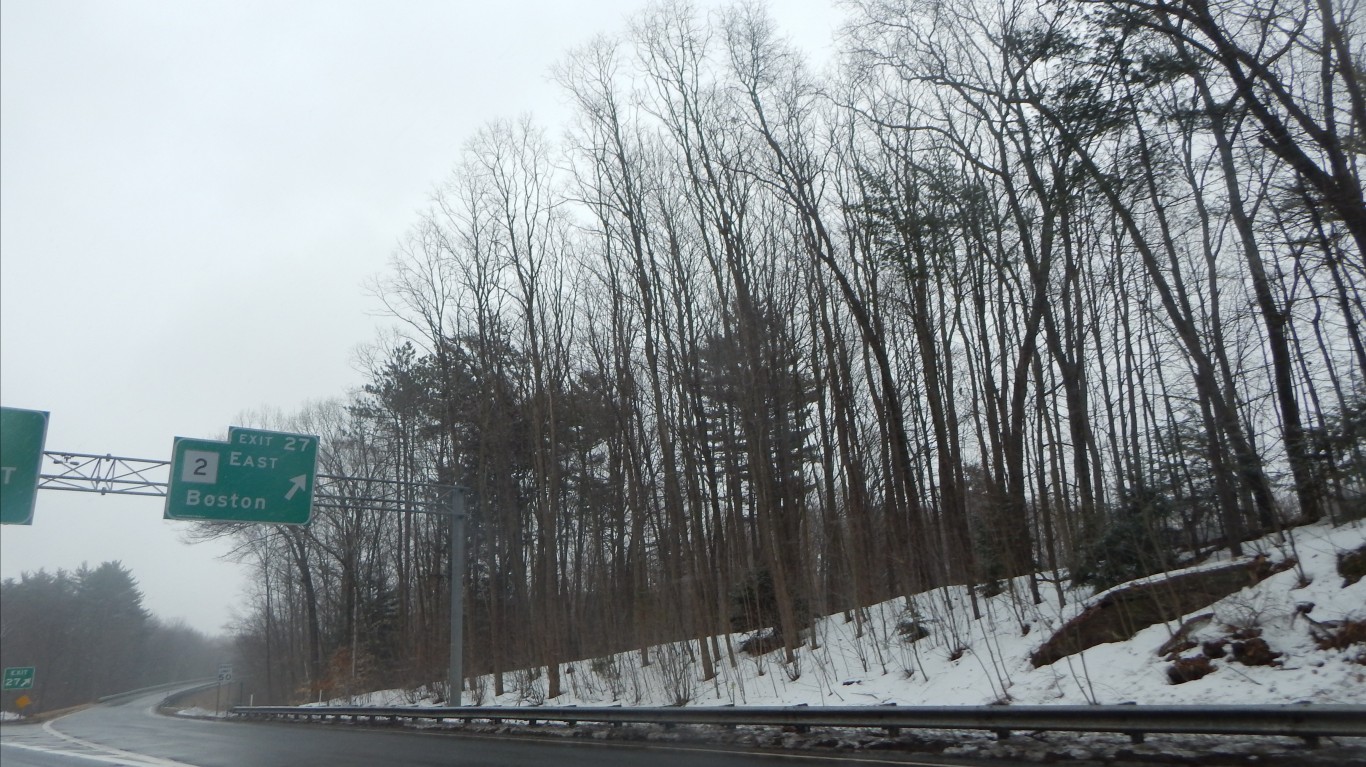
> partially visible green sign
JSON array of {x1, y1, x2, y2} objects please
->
[
  {"x1": 164, "y1": 426, "x2": 318, "y2": 524},
  {"x1": 1, "y1": 408, "x2": 48, "y2": 525},
  {"x1": 2, "y1": 667, "x2": 35, "y2": 690}
]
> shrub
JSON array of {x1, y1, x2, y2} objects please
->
[
  {"x1": 1230, "y1": 636, "x2": 1281, "y2": 666},
  {"x1": 739, "y1": 629, "x2": 785, "y2": 656},
  {"x1": 897, "y1": 619, "x2": 930, "y2": 642},
  {"x1": 512, "y1": 668, "x2": 545, "y2": 705},
  {"x1": 1072, "y1": 485, "x2": 1175, "y2": 590},
  {"x1": 652, "y1": 642, "x2": 695, "y2": 706},
  {"x1": 1312, "y1": 619, "x2": 1366, "y2": 653},
  {"x1": 1338, "y1": 544, "x2": 1366, "y2": 587},
  {"x1": 1167, "y1": 656, "x2": 1214, "y2": 684},
  {"x1": 728, "y1": 567, "x2": 810, "y2": 635}
]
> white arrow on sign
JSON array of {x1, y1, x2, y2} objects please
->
[{"x1": 285, "y1": 475, "x2": 307, "y2": 500}]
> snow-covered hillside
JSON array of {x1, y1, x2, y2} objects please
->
[
  {"x1": 351, "y1": 519, "x2": 1365, "y2": 710},
  {"x1": 297, "y1": 521, "x2": 1366, "y2": 763}
]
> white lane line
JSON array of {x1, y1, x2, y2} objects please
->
[
  {"x1": 43, "y1": 716, "x2": 200, "y2": 767},
  {"x1": 3, "y1": 740, "x2": 171, "y2": 766}
]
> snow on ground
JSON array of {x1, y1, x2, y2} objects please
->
[
  {"x1": 300, "y1": 521, "x2": 1366, "y2": 763},
  {"x1": 341, "y1": 519, "x2": 1365, "y2": 711},
  {"x1": 172, "y1": 706, "x2": 228, "y2": 718}
]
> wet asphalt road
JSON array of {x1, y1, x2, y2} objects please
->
[{"x1": 0, "y1": 687, "x2": 1004, "y2": 767}]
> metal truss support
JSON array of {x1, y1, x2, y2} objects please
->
[{"x1": 41, "y1": 452, "x2": 169, "y2": 497}]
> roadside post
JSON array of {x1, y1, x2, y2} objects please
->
[
  {"x1": 216, "y1": 664, "x2": 232, "y2": 716},
  {"x1": 4, "y1": 666, "x2": 37, "y2": 716}
]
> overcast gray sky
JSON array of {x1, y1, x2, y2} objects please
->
[{"x1": 0, "y1": 0, "x2": 842, "y2": 636}]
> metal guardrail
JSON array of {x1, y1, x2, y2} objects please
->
[
  {"x1": 158, "y1": 680, "x2": 228, "y2": 709},
  {"x1": 231, "y1": 703, "x2": 1366, "y2": 745}
]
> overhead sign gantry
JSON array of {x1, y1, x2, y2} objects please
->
[{"x1": 2, "y1": 412, "x2": 468, "y2": 703}]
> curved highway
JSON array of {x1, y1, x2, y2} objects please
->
[{"x1": 0, "y1": 687, "x2": 996, "y2": 767}]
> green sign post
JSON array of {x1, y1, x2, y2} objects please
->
[
  {"x1": 165, "y1": 427, "x2": 318, "y2": 524},
  {"x1": 1, "y1": 408, "x2": 48, "y2": 525},
  {"x1": 2, "y1": 667, "x2": 35, "y2": 691}
]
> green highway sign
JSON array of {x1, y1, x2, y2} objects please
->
[
  {"x1": 3, "y1": 667, "x2": 35, "y2": 690},
  {"x1": 1, "y1": 408, "x2": 48, "y2": 525},
  {"x1": 165, "y1": 426, "x2": 318, "y2": 524}
]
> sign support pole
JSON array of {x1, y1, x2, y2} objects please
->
[{"x1": 448, "y1": 487, "x2": 465, "y2": 706}]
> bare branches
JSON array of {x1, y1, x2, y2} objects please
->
[{"x1": 223, "y1": 0, "x2": 1364, "y2": 706}]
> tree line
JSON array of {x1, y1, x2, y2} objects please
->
[
  {"x1": 0, "y1": 562, "x2": 225, "y2": 712},
  {"x1": 206, "y1": 0, "x2": 1364, "y2": 704}
]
